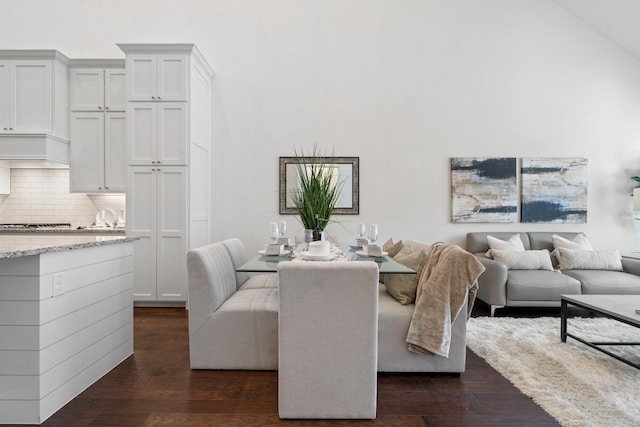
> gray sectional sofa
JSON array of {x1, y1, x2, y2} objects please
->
[
  {"x1": 466, "y1": 232, "x2": 640, "y2": 315},
  {"x1": 186, "y1": 238, "x2": 468, "y2": 373}
]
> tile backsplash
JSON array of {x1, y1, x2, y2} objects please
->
[{"x1": 0, "y1": 169, "x2": 125, "y2": 227}]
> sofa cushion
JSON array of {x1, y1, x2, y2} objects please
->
[
  {"x1": 466, "y1": 232, "x2": 532, "y2": 254},
  {"x1": 187, "y1": 242, "x2": 237, "y2": 313},
  {"x1": 527, "y1": 232, "x2": 584, "y2": 268},
  {"x1": 189, "y1": 288, "x2": 279, "y2": 370},
  {"x1": 562, "y1": 270, "x2": 640, "y2": 294},
  {"x1": 490, "y1": 249, "x2": 553, "y2": 271},
  {"x1": 221, "y1": 238, "x2": 252, "y2": 289},
  {"x1": 377, "y1": 284, "x2": 467, "y2": 372},
  {"x1": 384, "y1": 248, "x2": 429, "y2": 305},
  {"x1": 506, "y1": 270, "x2": 581, "y2": 302},
  {"x1": 552, "y1": 233, "x2": 593, "y2": 251},
  {"x1": 487, "y1": 234, "x2": 525, "y2": 252},
  {"x1": 550, "y1": 233, "x2": 592, "y2": 263},
  {"x1": 239, "y1": 273, "x2": 279, "y2": 290},
  {"x1": 382, "y1": 238, "x2": 404, "y2": 258},
  {"x1": 395, "y1": 239, "x2": 431, "y2": 259},
  {"x1": 557, "y1": 248, "x2": 623, "y2": 271}
]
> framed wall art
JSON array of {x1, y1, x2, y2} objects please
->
[
  {"x1": 521, "y1": 157, "x2": 588, "y2": 223},
  {"x1": 450, "y1": 157, "x2": 518, "y2": 223}
]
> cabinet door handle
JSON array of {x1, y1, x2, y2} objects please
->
[
  {"x1": 151, "y1": 96, "x2": 156, "y2": 100},
  {"x1": 2, "y1": 128, "x2": 7, "y2": 131},
  {"x1": 105, "y1": 187, "x2": 109, "y2": 189},
  {"x1": 156, "y1": 160, "x2": 161, "y2": 164},
  {"x1": 98, "y1": 106, "x2": 103, "y2": 110},
  {"x1": 105, "y1": 106, "x2": 109, "y2": 110},
  {"x1": 9, "y1": 128, "x2": 13, "y2": 131},
  {"x1": 157, "y1": 96, "x2": 161, "y2": 100},
  {"x1": 98, "y1": 187, "x2": 103, "y2": 190}
]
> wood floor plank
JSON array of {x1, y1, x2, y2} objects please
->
[{"x1": 24, "y1": 306, "x2": 561, "y2": 427}]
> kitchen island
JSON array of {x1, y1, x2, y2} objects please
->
[{"x1": 0, "y1": 236, "x2": 137, "y2": 424}]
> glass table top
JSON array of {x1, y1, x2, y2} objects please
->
[{"x1": 237, "y1": 246, "x2": 416, "y2": 274}]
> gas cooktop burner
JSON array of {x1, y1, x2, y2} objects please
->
[{"x1": 0, "y1": 223, "x2": 72, "y2": 229}]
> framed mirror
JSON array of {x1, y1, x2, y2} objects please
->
[{"x1": 279, "y1": 156, "x2": 359, "y2": 215}]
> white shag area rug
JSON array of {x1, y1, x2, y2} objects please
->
[{"x1": 467, "y1": 316, "x2": 640, "y2": 427}]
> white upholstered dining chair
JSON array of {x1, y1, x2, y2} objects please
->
[{"x1": 277, "y1": 260, "x2": 379, "y2": 419}]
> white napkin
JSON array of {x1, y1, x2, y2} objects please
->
[
  {"x1": 367, "y1": 245, "x2": 383, "y2": 256},
  {"x1": 356, "y1": 238, "x2": 369, "y2": 247},
  {"x1": 265, "y1": 243, "x2": 283, "y2": 255}
]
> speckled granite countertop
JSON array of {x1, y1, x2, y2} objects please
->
[
  {"x1": 0, "y1": 228, "x2": 126, "y2": 235},
  {"x1": 0, "y1": 235, "x2": 139, "y2": 260}
]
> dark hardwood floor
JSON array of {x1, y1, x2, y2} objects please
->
[{"x1": 30, "y1": 303, "x2": 560, "y2": 427}]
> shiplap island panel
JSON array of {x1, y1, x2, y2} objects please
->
[{"x1": 0, "y1": 236, "x2": 137, "y2": 424}]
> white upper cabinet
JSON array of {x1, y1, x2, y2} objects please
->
[
  {"x1": 70, "y1": 68, "x2": 103, "y2": 111},
  {"x1": 70, "y1": 67, "x2": 126, "y2": 112},
  {"x1": 0, "y1": 59, "x2": 53, "y2": 133},
  {"x1": 70, "y1": 112, "x2": 103, "y2": 192},
  {"x1": 105, "y1": 69, "x2": 126, "y2": 111},
  {"x1": 70, "y1": 111, "x2": 126, "y2": 193},
  {"x1": 0, "y1": 51, "x2": 70, "y2": 164},
  {"x1": 104, "y1": 112, "x2": 127, "y2": 190},
  {"x1": 69, "y1": 61, "x2": 126, "y2": 192},
  {"x1": 0, "y1": 51, "x2": 69, "y2": 143},
  {"x1": 128, "y1": 102, "x2": 187, "y2": 165},
  {"x1": 0, "y1": 62, "x2": 10, "y2": 132},
  {"x1": 126, "y1": 54, "x2": 187, "y2": 102}
]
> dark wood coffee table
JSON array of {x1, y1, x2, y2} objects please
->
[{"x1": 561, "y1": 294, "x2": 640, "y2": 369}]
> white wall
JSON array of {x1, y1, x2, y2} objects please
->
[{"x1": 2, "y1": 0, "x2": 640, "y2": 252}]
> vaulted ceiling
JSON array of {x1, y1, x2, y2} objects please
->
[{"x1": 554, "y1": 0, "x2": 640, "y2": 61}]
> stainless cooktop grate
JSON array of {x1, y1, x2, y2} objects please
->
[{"x1": 0, "y1": 223, "x2": 72, "y2": 229}]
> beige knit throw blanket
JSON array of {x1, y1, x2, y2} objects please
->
[{"x1": 406, "y1": 243, "x2": 485, "y2": 357}]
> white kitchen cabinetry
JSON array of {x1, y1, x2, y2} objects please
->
[
  {"x1": 119, "y1": 44, "x2": 213, "y2": 304},
  {"x1": 69, "y1": 61, "x2": 126, "y2": 193},
  {"x1": 128, "y1": 166, "x2": 187, "y2": 301},
  {"x1": 125, "y1": 54, "x2": 187, "y2": 102},
  {"x1": 70, "y1": 68, "x2": 126, "y2": 112},
  {"x1": 128, "y1": 102, "x2": 187, "y2": 165},
  {"x1": 69, "y1": 111, "x2": 126, "y2": 192},
  {"x1": 0, "y1": 51, "x2": 70, "y2": 164},
  {"x1": 0, "y1": 59, "x2": 51, "y2": 133}
]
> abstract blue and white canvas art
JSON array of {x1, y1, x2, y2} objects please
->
[
  {"x1": 521, "y1": 157, "x2": 588, "y2": 223},
  {"x1": 451, "y1": 157, "x2": 518, "y2": 223}
]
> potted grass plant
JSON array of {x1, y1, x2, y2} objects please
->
[{"x1": 291, "y1": 147, "x2": 341, "y2": 241}]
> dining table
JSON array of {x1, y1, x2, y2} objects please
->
[{"x1": 236, "y1": 245, "x2": 416, "y2": 274}]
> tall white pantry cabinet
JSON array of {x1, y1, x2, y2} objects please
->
[{"x1": 119, "y1": 44, "x2": 213, "y2": 303}]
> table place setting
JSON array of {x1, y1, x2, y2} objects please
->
[
  {"x1": 294, "y1": 240, "x2": 348, "y2": 262},
  {"x1": 258, "y1": 244, "x2": 291, "y2": 256},
  {"x1": 356, "y1": 246, "x2": 388, "y2": 258},
  {"x1": 253, "y1": 220, "x2": 395, "y2": 265},
  {"x1": 258, "y1": 221, "x2": 293, "y2": 257},
  {"x1": 346, "y1": 223, "x2": 387, "y2": 257}
]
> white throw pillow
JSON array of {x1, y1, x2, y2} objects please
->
[
  {"x1": 552, "y1": 233, "x2": 593, "y2": 251},
  {"x1": 551, "y1": 234, "x2": 593, "y2": 262},
  {"x1": 557, "y1": 248, "x2": 623, "y2": 271},
  {"x1": 485, "y1": 234, "x2": 525, "y2": 257},
  {"x1": 490, "y1": 249, "x2": 554, "y2": 271}
]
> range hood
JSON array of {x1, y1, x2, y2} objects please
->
[{"x1": 0, "y1": 134, "x2": 70, "y2": 168}]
